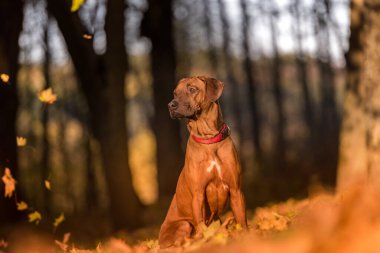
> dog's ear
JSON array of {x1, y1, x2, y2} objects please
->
[{"x1": 198, "y1": 76, "x2": 224, "y2": 102}]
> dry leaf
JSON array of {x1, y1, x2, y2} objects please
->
[
  {"x1": 53, "y1": 213, "x2": 65, "y2": 229},
  {"x1": 103, "y1": 238, "x2": 132, "y2": 253},
  {"x1": 0, "y1": 74, "x2": 9, "y2": 83},
  {"x1": 38, "y1": 88, "x2": 57, "y2": 104},
  {"x1": 234, "y1": 223, "x2": 242, "y2": 231},
  {"x1": 1, "y1": 168, "x2": 16, "y2": 198},
  {"x1": 71, "y1": 0, "x2": 85, "y2": 12},
  {"x1": 16, "y1": 201, "x2": 28, "y2": 211},
  {"x1": 44, "y1": 180, "x2": 51, "y2": 190},
  {"x1": 82, "y1": 33, "x2": 93, "y2": 40},
  {"x1": 55, "y1": 233, "x2": 70, "y2": 252},
  {"x1": 16, "y1": 136, "x2": 27, "y2": 147},
  {"x1": 28, "y1": 211, "x2": 42, "y2": 224}
]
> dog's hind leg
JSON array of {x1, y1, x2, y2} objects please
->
[{"x1": 159, "y1": 220, "x2": 192, "y2": 248}]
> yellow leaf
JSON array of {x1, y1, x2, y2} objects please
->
[
  {"x1": 1, "y1": 168, "x2": 16, "y2": 198},
  {"x1": 83, "y1": 33, "x2": 93, "y2": 40},
  {"x1": 202, "y1": 220, "x2": 221, "y2": 240},
  {"x1": 213, "y1": 232, "x2": 228, "y2": 244},
  {"x1": 16, "y1": 201, "x2": 28, "y2": 211},
  {"x1": 38, "y1": 88, "x2": 57, "y2": 104},
  {"x1": 16, "y1": 136, "x2": 27, "y2": 147},
  {"x1": 0, "y1": 73, "x2": 9, "y2": 83},
  {"x1": 44, "y1": 180, "x2": 51, "y2": 190},
  {"x1": 28, "y1": 211, "x2": 42, "y2": 224},
  {"x1": 71, "y1": 0, "x2": 85, "y2": 12},
  {"x1": 53, "y1": 213, "x2": 65, "y2": 228},
  {"x1": 235, "y1": 223, "x2": 243, "y2": 231}
]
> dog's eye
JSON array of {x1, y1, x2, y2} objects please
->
[{"x1": 188, "y1": 86, "x2": 198, "y2": 94}]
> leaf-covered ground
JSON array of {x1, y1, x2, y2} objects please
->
[{"x1": 2, "y1": 183, "x2": 380, "y2": 253}]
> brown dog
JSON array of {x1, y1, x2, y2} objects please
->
[{"x1": 159, "y1": 76, "x2": 247, "y2": 248}]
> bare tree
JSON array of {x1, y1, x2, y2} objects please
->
[
  {"x1": 0, "y1": 0, "x2": 23, "y2": 224},
  {"x1": 314, "y1": 0, "x2": 339, "y2": 185},
  {"x1": 42, "y1": 14, "x2": 51, "y2": 213},
  {"x1": 203, "y1": 0, "x2": 221, "y2": 76},
  {"x1": 239, "y1": 0, "x2": 262, "y2": 163},
  {"x1": 338, "y1": 0, "x2": 380, "y2": 190},
  {"x1": 141, "y1": 0, "x2": 184, "y2": 202},
  {"x1": 269, "y1": 6, "x2": 286, "y2": 167},
  {"x1": 292, "y1": 0, "x2": 315, "y2": 142},
  {"x1": 217, "y1": 0, "x2": 244, "y2": 144},
  {"x1": 47, "y1": 0, "x2": 141, "y2": 230}
]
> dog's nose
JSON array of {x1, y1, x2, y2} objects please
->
[{"x1": 168, "y1": 100, "x2": 178, "y2": 109}]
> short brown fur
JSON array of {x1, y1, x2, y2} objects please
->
[{"x1": 160, "y1": 76, "x2": 247, "y2": 248}]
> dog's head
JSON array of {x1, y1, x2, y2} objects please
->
[{"x1": 168, "y1": 76, "x2": 224, "y2": 119}]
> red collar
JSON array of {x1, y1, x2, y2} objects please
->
[{"x1": 191, "y1": 123, "x2": 231, "y2": 144}]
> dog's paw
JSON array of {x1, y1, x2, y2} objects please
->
[{"x1": 193, "y1": 222, "x2": 207, "y2": 239}]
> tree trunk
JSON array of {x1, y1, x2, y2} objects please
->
[
  {"x1": 239, "y1": 0, "x2": 262, "y2": 163},
  {"x1": 293, "y1": 0, "x2": 315, "y2": 141},
  {"x1": 141, "y1": 0, "x2": 184, "y2": 201},
  {"x1": 269, "y1": 9, "x2": 286, "y2": 167},
  {"x1": 47, "y1": 0, "x2": 141, "y2": 230},
  {"x1": 217, "y1": 0, "x2": 244, "y2": 146},
  {"x1": 203, "y1": 0, "x2": 221, "y2": 76},
  {"x1": 42, "y1": 15, "x2": 51, "y2": 214},
  {"x1": 315, "y1": 0, "x2": 339, "y2": 186},
  {"x1": 337, "y1": 0, "x2": 380, "y2": 190},
  {"x1": 0, "y1": 0, "x2": 23, "y2": 224}
]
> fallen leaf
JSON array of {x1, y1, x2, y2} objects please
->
[
  {"x1": 28, "y1": 211, "x2": 42, "y2": 224},
  {"x1": 71, "y1": 0, "x2": 85, "y2": 12},
  {"x1": 103, "y1": 238, "x2": 132, "y2": 253},
  {"x1": 202, "y1": 220, "x2": 221, "y2": 240},
  {"x1": 0, "y1": 74, "x2": 9, "y2": 83},
  {"x1": 44, "y1": 180, "x2": 51, "y2": 190},
  {"x1": 95, "y1": 243, "x2": 102, "y2": 253},
  {"x1": 142, "y1": 240, "x2": 158, "y2": 249},
  {"x1": 53, "y1": 213, "x2": 65, "y2": 229},
  {"x1": 55, "y1": 233, "x2": 70, "y2": 252},
  {"x1": 38, "y1": 88, "x2": 57, "y2": 104},
  {"x1": 16, "y1": 136, "x2": 27, "y2": 147},
  {"x1": 235, "y1": 223, "x2": 243, "y2": 231},
  {"x1": 1, "y1": 168, "x2": 16, "y2": 198},
  {"x1": 16, "y1": 201, "x2": 28, "y2": 211}
]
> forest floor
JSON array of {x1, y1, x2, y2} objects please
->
[{"x1": 2, "y1": 183, "x2": 380, "y2": 253}]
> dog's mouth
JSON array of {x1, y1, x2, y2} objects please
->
[
  {"x1": 169, "y1": 108, "x2": 196, "y2": 119},
  {"x1": 169, "y1": 109, "x2": 184, "y2": 119}
]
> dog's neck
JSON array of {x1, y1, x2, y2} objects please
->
[{"x1": 187, "y1": 101, "x2": 224, "y2": 138}]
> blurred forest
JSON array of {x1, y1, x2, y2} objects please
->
[{"x1": 0, "y1": 0, "x2": 360, "y2": 243}]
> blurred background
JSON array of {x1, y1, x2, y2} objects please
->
[{"x1": 0, "y1": 0, "x2": 351, "y2": 242}]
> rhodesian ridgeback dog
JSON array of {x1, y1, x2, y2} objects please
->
[{"x1": 158, "y1": 76, "x2": 248, "y2": 248}]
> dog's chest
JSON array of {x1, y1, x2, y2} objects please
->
[{"x1": 205, "y1": 159, "x2": 224, "y2": 179}]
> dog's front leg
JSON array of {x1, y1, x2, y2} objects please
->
[
  {"x1": 192, "y1": 188, "x2": 206, "y2": 237},
  {"x1": 230, "y1": 188, "x2": 248, "y2": 229}
]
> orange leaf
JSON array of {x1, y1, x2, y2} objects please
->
[
  {"x1": 83, "y1": 33, "x2": 93, "y2": 40},
  {"x1": 0, "y1": 74, "x2": 9, "y2": 84},
  {"x1": 16, "y1": 201, "x2": 28, "y2": 211},
  {"x1": 16, "y1": 136, "x2": 27, "y2": 147},
  {"x1": 44, "y1": 180, "x2": 51, "y2": 190},
  {"x1": 55, "y1": 233, "x2": 70, "y2": 251},
  {"x1": 28, "y1": 211, "x2": 42, "y2": 224},
  {"x1": 53, "y1": 213, "x2": 65, "y2": 229},
  {"x1": 38, "y1": 88, "x2": 57, "y2": 104},
  {"x1": 1, "y1": 168, "x2": 16, "y2": 198}
]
